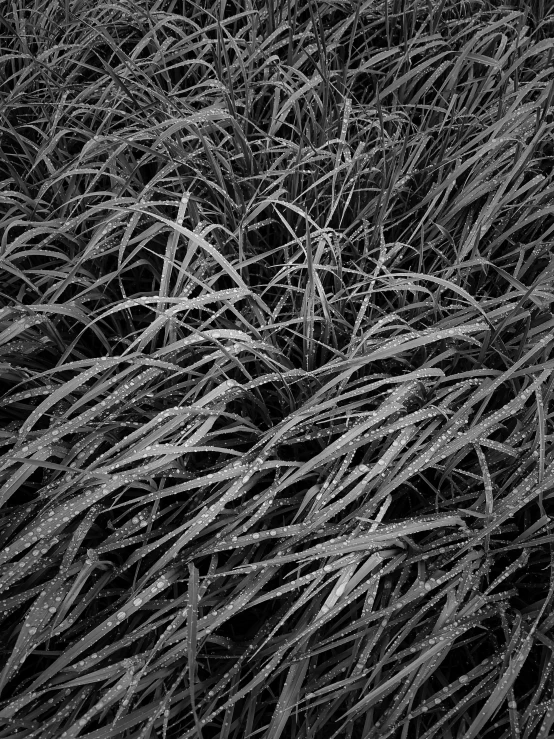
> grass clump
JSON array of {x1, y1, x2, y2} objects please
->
[{"x1": 2, "y1": 0, "x2": 554, "y2": 737}]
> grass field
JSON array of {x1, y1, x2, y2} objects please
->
[{"x1": 1, "y1": 0, "x2": 554, "y2": 737}]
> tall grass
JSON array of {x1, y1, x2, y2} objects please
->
[{"x1": 1, "y1": 0, "x2": 554, "y2": 737}]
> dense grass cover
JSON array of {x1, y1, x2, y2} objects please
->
[{"x1": 2, "y1": 0, "x2": 554, "y2": 737}]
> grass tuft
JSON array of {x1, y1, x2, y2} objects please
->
[{"x1": 2, "y1": 0, "x2": 554, "y2": 737}]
